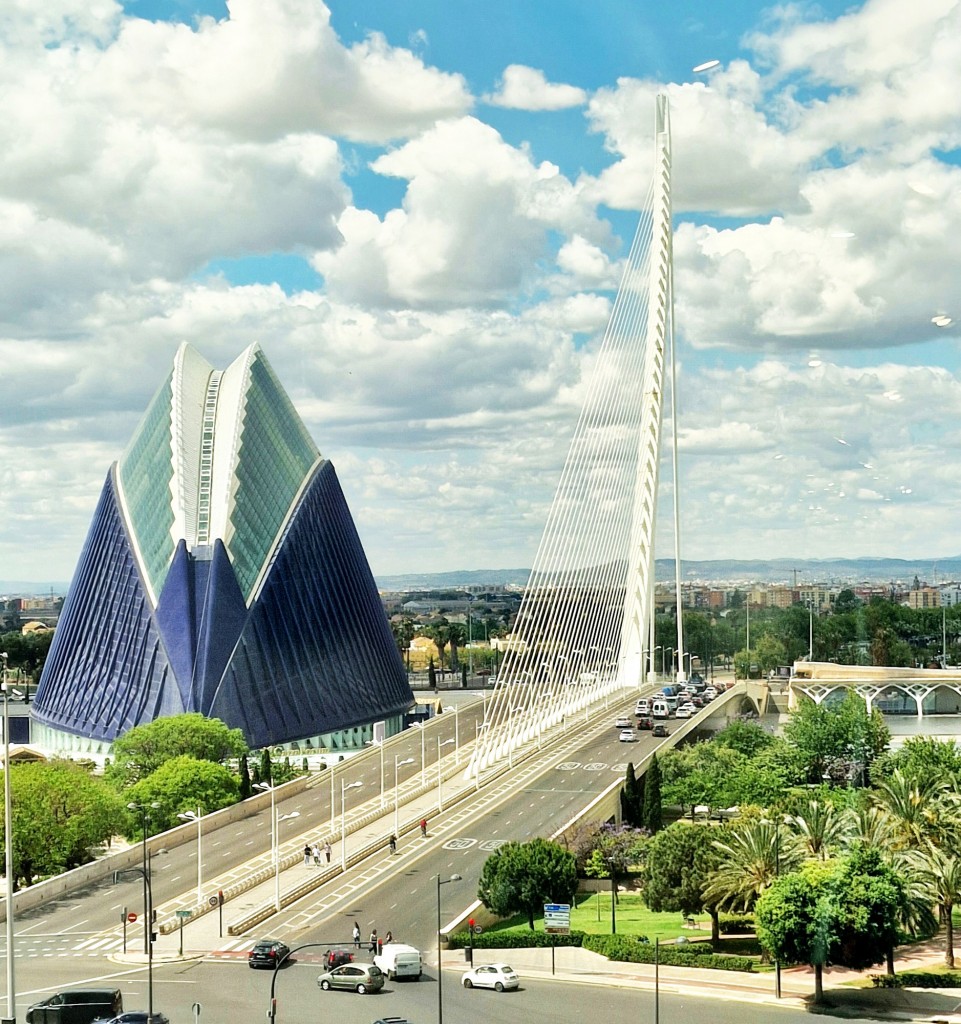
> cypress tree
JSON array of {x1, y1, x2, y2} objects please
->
[
  {"x1": 643, "y1": 754, "x2": 663, "y2": 834},
  {"x1": 621, "y1": 762, "x2": 642, "y2": 827},
  {"x1": 239, "y1": 753, "x2": 252, "y2": 798},
  {"x1": 260, "y1": 747, "x2": 272, "y2": 786}
]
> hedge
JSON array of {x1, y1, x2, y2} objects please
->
[
  {"x1": 719, "y1": 913, "x2": 754, "y2": 934},
  {"x1": 583, "y1": 935, "x2": 755, "y2": 972},
  {"x1": 871, "y1": 971, "x2": 961, "y2": 989},
  {"x1": 447, "y1": 930, "x2": 586, "y2": 950}
]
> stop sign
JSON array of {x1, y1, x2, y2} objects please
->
[{"x1": 127, "y1": 912, "x2": 137, "y2": 923}]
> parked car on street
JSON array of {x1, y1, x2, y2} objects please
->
[
  {"x1": 461, "y1": 963, "x2": 519, "y2": 992},
  {"x1": 248, "y1": 938, "x2": 291, "y2": 969},
  {"x1": 316, "y1": 963, "x2": 385, "y2": 994},
  {"x1": 618, "y1": 729, "x2": 637, "y2": 742}
]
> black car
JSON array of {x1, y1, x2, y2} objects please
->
[
  {"x1": 636, "y1": 716, "x2": 653, "y2": 730},
  {"x1": 652, "y1": 723, "x2": 670, "y2": 737},
  {"x1": 92, "y1": 1016, "x2": 169, "y2": 1024},
  {"x1": 248, "y1": 938, "x2": 292, "y2": 969}
]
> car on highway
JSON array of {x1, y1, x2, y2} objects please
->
[
  {"x1": 461, "y1": 963, "x2": 519, "y2": 992},
  {"x1": 635, "y1": 699, "x2": 650, "y2": 715},
  {"x1": 636, "y1": 716, "x2": 653, "y2": 730},
  {"x1": 618, "y1": 728, "x2": 637, "y2": 742},
  {"x1": 316, "y1": 963, "x2": 385, "y2": 994},
  {"x1": 248, "y1": 938, "x2": 291, "y2": 969},
  {"x1": 675, "y1": 703, "x2": 694, "y2": 719},
  {"x1": 703, "y1": 687, "x2": 718, "y2": 701},
  {"x1": 92, "y1": 1016, "x2": 168, "y2": 1024},
  {"x1": 614, "y1": 715, "x2": 631, "y2": 729},
  {"x1": 323, "y1": 948, "x2": 354, "y2": 970},
  {"x1": 652, "y1": 723, "x2": 670, "y2": 737}
]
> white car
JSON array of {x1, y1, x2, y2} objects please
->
[
  {"x1": 618, "y1": 729, "x2": 637, "y2": 742},
  {"x1": 703, "y1": 687, "x2": 718, "y2": 700},
  {"x1": 614, "y1": 715, "x2": 631, "y2": 729},
  {"x1": 635, "y1": 699, "x2": 650, "y2": 715},
  {"x1": 675, "y1": 703, "x2": 694, "y2": 719},
  {"x1": 461, "y1": 963, "x2": 519, "y2": 992}
]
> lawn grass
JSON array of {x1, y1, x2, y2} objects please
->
[{"x1": 486, "y1": 892, "x2": 716, "y2": 944}]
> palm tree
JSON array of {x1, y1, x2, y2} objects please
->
[
  {"x1": 704, "y1": 819, "x2": 801, "y2": 912},
  {"x1": 872, "y1": 769, "x2": 956, "y2": 849},
  {"x1": 845, "y1": 803, "x2": 898, "y2": 851},
  {"x1": 786, "y1": 800, "x2": 851, "y2": 860},
  {"x1": 909, "y1": 846, "x2": 961, "y2": 968}
]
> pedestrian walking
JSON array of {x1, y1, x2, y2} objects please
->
[
  {"x1": 352, "y1": 921, "x2": 361, "y2": 948},
  {"x1": 304, "y1": 843, "x2": 311, "y2": 866},
  {"x1": 369, "y1": 929, "x2": 377, "y2": 954},
  {"x1": 420, "y1": 818, "x2": 427, "y2": 837},
  {"x1": 324, "y1": 840, "x2": 332, "y2": 863},
  {"x1": 312, "y1": 843, "x2": 321, "y2": 867},
  {"x1": 388, "y1": 834, "x2": 397, "y2": 855},
  {"x1": 384, "y1": 930, "x2": 393, "y2": 945}
]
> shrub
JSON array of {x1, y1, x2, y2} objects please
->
[
  {"x1": 719, "y1": 913, "x2": 754, "y2": 934},
  {"x1": 447, "y1": 930, "x2": 586, "y2": 950},
  {"x1": 871, "y1": 972, "x2": 961, "y2": 989},
  {"x1": 583, "y1": 934, "x2": 755, "y2": 971}
]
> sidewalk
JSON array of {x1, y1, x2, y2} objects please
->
[{"x1": 449, "y1": 940, "x2": 961, "y2": 1021}]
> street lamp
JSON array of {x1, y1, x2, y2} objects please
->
[
  {"x1": 365, "y1": 738, "x2": 385, "y2": 809},
  {"x1": 412, "y1": 721, "x2": 426, "y2": 785},
  {"x1": 393, "y1": 756, "x2": 414, "y2": 839},
  {"x1": 436, "y1": 873, "x2": 462, "y2": 1024},
  {"x1": 437, "y1": 738, "x2": 455, "y2": 812},
  {"x1": 176, "y1": 808, "x2": 204, "y2": 906},
  {"x1": 112, "y1": 856, "x2": 161, "y2": 1024},
  {"x1": 254, "y1": 784, "x2": 299, "y2": 910},
  {"x1": 443, "y1": 705, "x2": 460, "y2": 762},
  {"x1": 127, "y1": 801, "x2": 160, "y2": 955},
  {"x1": 2, "y1": 661, "x2": 23, "y2": 1024},
  {"x1": 341, "y1": 780, "x2": 363, "y2": 871}
]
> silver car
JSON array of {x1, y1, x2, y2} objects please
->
[{"x1": 316, "y1": 962, "x2": 385, "y2": 994}]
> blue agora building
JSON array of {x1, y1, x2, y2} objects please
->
[{"x1": 33, "y1": 343, "x2": 413, "y2": 753}]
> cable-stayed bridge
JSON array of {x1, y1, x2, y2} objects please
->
[{"x1": 471, "y1": 96, "x2": 682, "y2": 775}]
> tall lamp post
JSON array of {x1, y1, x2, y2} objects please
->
[
  {"x1": 127, "y1": 801, "x2": 160, "y2": 955},
  {"x1": 436, "y1": 738, "x2": 455, "y2": 812},
  {"x1": 413, "y1": 722, "x2": 426, "y2": 785},
  {"x1": 341, "y1": 780, "x2": 363, "y2": 871},
  {"x1": 365, "y1": 739, "x2": 385, "y2": 809},
  {"x1": 254, "y1": 784, "x2": 299, "y2": 910},
  {"x1": 176, "y1": 808, "x2": 204, "y2": 906},
  {"x1": 2, "y1": 660, "x2": 23, "y2": 1024},
  {"x1": 436, "y1": 873, "x2": 462, "y2": 1024},
  {"x1": 393, "y1": 756, "x2": 414, "y2": 838}
]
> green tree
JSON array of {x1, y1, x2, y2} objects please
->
[
  {"x1": 239, "y1": 754, "x2": 252, "y2": 799},
  {"x1": 477, "y1": 838, "x2": 578, "y2": 930},
  {"x1": 105, "y1": 713, "x2": 248, "y2": 789},
  {"x1": 872, "y1": 768, "x2": 956, "y2": 849},
  {"x1": 620, "y1": 762, "x2": 644, "y2": 827},
  {"x1": 123, "y1": 756, "x2": 240, "y2": 836},
  {"x1": 642, "y1": 822, "x2": 729, "y2": 941},
  {"x1": 714, "y1": 720, "x2": 774, "y2": 758},
  {"x1": 834, "y1": 589, "x2": 861, "y2": 614},
  {"x1": 783, "y1": 691, "x2": 889, "y2": 784},
  {"x1": 870, "y1": 737, "x2": 961, "y2": 790},
  {"x1": 704, "y1": 818, "x2": 801, "y2": 913},
  {"x1": 259, "y1": 747, "x2": 273, "y2": 787},
  {"x1": 642, "y1": 754, "x2": 663, "y2": 834},
  {"x1": 582, "y1": 824, "x2": 647, "y2": 883},
  {"x1": 786, "y1": 800, "x2": 851, "y2": 860},
  {"x1": 910, "y1": 846, "x2": 961, "y2": 967},
  {"x1": 1, "y1": 760, "x2": 127, "y2": 888}
]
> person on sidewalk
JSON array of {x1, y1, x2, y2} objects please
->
[
  {"x1": 384, "y1": 930, "x2": 393, "y2": 945},
  {"x1": 420, "y1": 818, "x2": 428, "y2": 837},
  {"x1": 389, "y1": 834, "x2": 397, "y2": 855},
  {"x1": 352, "y1": 921, "x2": 361, "y2": 948},
  {"x1": 324, "y1": 840, "x2": 332, "y2": 863},
  {"x1": 312, "y1": 843, "x2": 321, "y2": 867},
  {"x1": 369, "y1": 929, "x2": 377, "y2": 954},
  {"x1": 303, "y1": 844, "x2": 311, "y2": 866}
]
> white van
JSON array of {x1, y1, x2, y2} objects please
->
[
  {"x1": 373, "y1": 943, "x2": 422, "y2": 980},
  {"x1": 651, "y1": 699, "x2": 669, "y2": 720},
  {"x1": 635, "y1": 699, "x2": 650, "y2": 716}
]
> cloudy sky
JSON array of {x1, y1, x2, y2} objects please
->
[{"x1": 3, "y1": 0, "x2": 960, "y2": 587}]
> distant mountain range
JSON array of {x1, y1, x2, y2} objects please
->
[
  {"x1": 373, "y1": 556, "x2": 961, "y2": 591},
  {"x1": 5, "y1": 555, "x2": 961, "y2": 599}
]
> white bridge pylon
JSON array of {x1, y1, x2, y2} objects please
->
[{"x1": 468, "y1": 96, "x2": 677, "y2": 777}]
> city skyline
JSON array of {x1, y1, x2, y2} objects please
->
[{"x1": 3, "y1": 0, "x2": 961, "y2": 582}]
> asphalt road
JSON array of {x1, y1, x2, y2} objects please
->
[{"x1": 5, "y1": 690, "x2": 722, "y2": 1024}]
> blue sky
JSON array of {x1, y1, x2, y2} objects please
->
[{"x1": 3, "y1": 0, "x2": 961, "y2": 586}]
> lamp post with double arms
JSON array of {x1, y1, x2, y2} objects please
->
[
  {"x1": 436, "y1": 873, "x2": 462, "y2": 1024},
  {"x1": 436, "y1": 738, "x2": 455, "y2": 812},
  {"x1": 126, "y1": 801, "x2": 160, "y2": 1024},
  {"x1": 176, "y1": 808, "x2": 203, "y2": 905},
  {"x1": 394, "y1": 756, "x2": 414, "y2": 839},
  {"x1": 341, "y1": 781, "x2": 362, "y2": 871},
  {"x1": 2, "y1": 658, "x2": 23, "y2": 1024}
]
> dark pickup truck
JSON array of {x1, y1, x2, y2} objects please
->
[{"x1": 26, "y1": 990, "x2": 123, "y2": 1024}]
